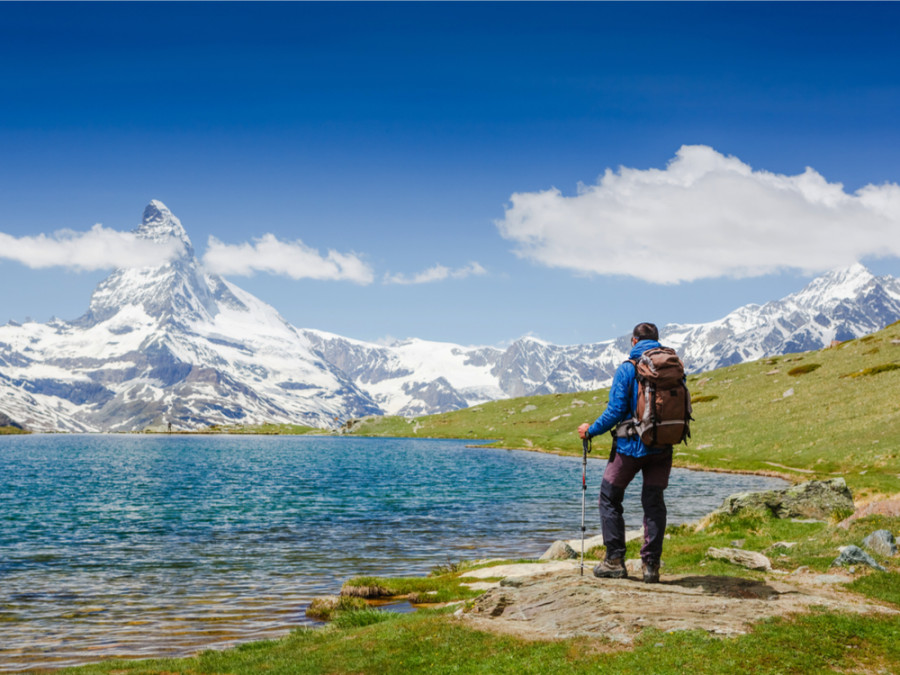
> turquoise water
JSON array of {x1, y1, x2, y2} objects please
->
[{"x1": 0, "y1": 435, "x2": 785, "y2": 670}]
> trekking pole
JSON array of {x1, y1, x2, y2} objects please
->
[{"x1": 580, "y1": 435, "x2": 591, "y2": 576}]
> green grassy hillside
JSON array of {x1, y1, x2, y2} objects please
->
[{"x1": 352, "y1": 322, "x2": 900, "y2": 497}]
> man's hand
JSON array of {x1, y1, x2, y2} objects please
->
[{"x1": 577, "y1": 423, "x2": 590, "y2": 439}]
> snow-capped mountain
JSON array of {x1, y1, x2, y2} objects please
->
[
  {"x1": 663, "y1": 263, "x2": 900, "y2": 372},
  {"x1": 302, "y1": 331, "x2": 631, "y2": 416},
  {"x1": 0, "y1": 201, "x2": 380, "y2": 431},
  {"x1": 303, "y1": 264, "x2": 900, "y2": 415},
  {"x1": 1, "y1": 201, "x2": 899, "y2": 431}
]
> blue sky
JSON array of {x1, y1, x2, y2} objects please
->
[{"x1": 1, "y1": 2, "x2": 899, "y2": 345}]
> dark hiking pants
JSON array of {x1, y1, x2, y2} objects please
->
[{"x1": 599, "y1": 447, "x2": 673, "y2": 563}]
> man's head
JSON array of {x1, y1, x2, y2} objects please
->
[{"x1": 632, "y1": 322, "x2": 659, "y2": 345}]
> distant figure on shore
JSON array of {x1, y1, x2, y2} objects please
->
[{"x1": 578, "y1": 322, "x2": 691, "y2": 584}]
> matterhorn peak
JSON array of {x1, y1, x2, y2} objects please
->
[{"x1": 136, "y1": 200, "x2": 194, "y2": 257}]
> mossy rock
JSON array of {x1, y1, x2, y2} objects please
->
[
  {"x1": 712, "y1": 478, "x2": 854, "y2": 521},
  {"x1": 306, "y1": 595, "x2": 368, "y2": 621}
]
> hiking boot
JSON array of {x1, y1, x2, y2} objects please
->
[
  {"x1": 593, "y1": 558, "x2": 627, "y2": 579},
  {"x1": 642, "y1": 560, "x2": 660, "y2": 584}
]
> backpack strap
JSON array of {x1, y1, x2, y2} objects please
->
[{"x1": 612, "y1": 358, "x2": 640, "y2": 440}]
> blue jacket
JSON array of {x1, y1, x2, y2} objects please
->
[{"x1": 586, "y1": 339, "x2": 663, "y2": 457}]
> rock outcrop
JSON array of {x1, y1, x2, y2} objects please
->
[
  {"x1": 461, "y1": 567, "x2": 896, "y2": 642},
  {"x1": 831, "y1": 545, "x2": 886, "y2": 572},
  {"x1": 710, "y1": 478, "x2": 854, "y2": 521}
]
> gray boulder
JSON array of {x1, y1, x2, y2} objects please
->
[
  {"x1": 862, "y1": 530, "x2": 897, "y2": 558},
  {"x1": 832, "y1": 545, "x2": 886, "y2": 572},
  {"x1": 713, "y1": 478, "x2": 853, "y2": 521},
  {"x1": 539, "y1": 540, "x2": 577, "y2": 561}
]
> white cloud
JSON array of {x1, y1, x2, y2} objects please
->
[
  {"x1": 0, "y1": 225, "x2": 184, "y2": 271},
  {"x1": 496, "y1": 145, "x2": 900, "y2": 283},
  {"x1": 202, "y1": 234, "x2": 374, "y2": 284},
  {"x1": 384, "y1": 261, "x2": 487, "y2": 285}
]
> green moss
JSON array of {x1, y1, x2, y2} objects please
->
[{"x1": 343, "y1": 571, "x2": 483, "y2": 604}]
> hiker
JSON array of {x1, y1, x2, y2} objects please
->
[{"x1": 577, "y1": 322, "x2": 689, "y2": 584}]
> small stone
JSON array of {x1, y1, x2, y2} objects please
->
[
  {"x1": 539, "y1": 540, "x2": 577, "y2": 561},
  {"x1": 783, "y1": 388, "x2": 794, "y2": 398},
  {"x1": 707, "y1": 547, "x2": 772, "y2": 571},
  {"x1": 730, "y1": 539, "x2": 746, "y2": 548},
  {"x1": 862, "y1": 530, "x2": 897, "y2": 557},
  {"x1": 791, "y1": 565, "x2": 810, "y2": 575},
  {"x1": 832, "y1": 545, "x2": 886, "y2": 572},
  {"x1": 769, "y1": 541, "x2": 798, "y2": 550},
  {"x1": 520, "y1": 404, "x2": 538, "y2": 413}
]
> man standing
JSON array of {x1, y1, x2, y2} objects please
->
[{"x1": 577, "y1": 322, "x2": 673, "y2": 584}]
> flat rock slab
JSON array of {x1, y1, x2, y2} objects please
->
[
  {"x1": 460, "y1": 560, "x2": 601, "y2": 592},
  {"x1": 461, "y1": 560, "x2": 580, "y2": 581},
  {"x1": 461, "y1": 568, "x2": 896, "y2": 643}
]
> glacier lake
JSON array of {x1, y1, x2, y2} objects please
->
[{"x1": 0, "y1": 434, "x2": 787, "y2": 670}]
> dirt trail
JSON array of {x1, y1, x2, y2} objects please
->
[{"x1": 460, "y1": 567, "x2": 897, "y2": 643}]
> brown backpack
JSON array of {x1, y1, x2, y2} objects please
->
[{"x1": 615, "y1": 347, "x2": 692, "y2": 447}]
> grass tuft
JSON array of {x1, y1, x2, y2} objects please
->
[
  {"x1": 841, "y1": 363, "x2": 900, "y2": 378},
  {"x1": 787, "y1": 363, "x2": 821, "y2": 376}
]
